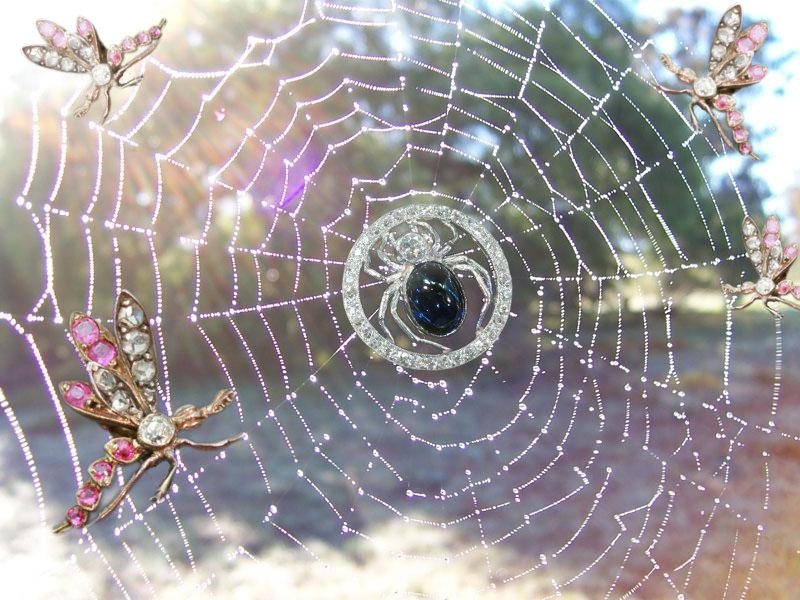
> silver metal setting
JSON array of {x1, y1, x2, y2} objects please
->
[{"x1": 342, "y1": 204, "x2": 512, "y2": 371}]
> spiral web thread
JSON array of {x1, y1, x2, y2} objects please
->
[{"x1": 1, "y1": 0, "x2": 795, "y2": 597}]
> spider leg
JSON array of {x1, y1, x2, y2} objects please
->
[
  {"x1": 73, "y1": 84, "x2": 99, "y2": 118},
  {"x1": 100, "y1": 86, "x2": 113, "y2": 123},
  {"x1": 448, "y1": 256, "x2": 493, "y2": 330},
  {"x1": 376, "y1": 241, "x2": 402, "y2": 272},
  {"x1": 177, "y1": 434, "x2": 245, "y2": 451},
  {"x1": 94, "y1": 453, "x2": 161, "y2": 522},
  {"x1": 688, "y1": 101, "x2": 703, "y2": 132},
  {"x1": 697, "y1": 102, "x2": 735, "y2": 150},
  {"x1": 117, "y1": 75, "x2": 144, "y2": 88},
  {"x1": 732, "y1": 295, "x2": 758, "y2": 311},
  {"x1": 363, "y1": 264, "x2": 387, "y2": 282},
  {"x1": 722, "y1": 283, "x2": 744, "y2": 294},
  {"x1": 390, "y1": 286, "x2": 451, "y2": 351},
  {"x1": 763, "y1": 298, "x2": 782, "y2": 318},
  {"x1": 654, "y1": 83, "x2": 692, "y2": 96},
  {"x1": 379, "y1": 281, "x2": 401, "y2": 342},
  {"x1": 150, "y1": 455, "x2": 177, "y2": 503},
  {"x1": 769, "y1": 296, "x2": 800, "y2": 312}
]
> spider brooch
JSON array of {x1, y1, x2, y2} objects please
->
[
  {"x1": 722, "y1": 216, "x2": 800, "y2": 317},
  {"x1": 53, "y1": 290, "x2": 243, "y2": 533},
  {"x1": 362, "y1": 218, "x2": 492, "y2": 350},
  {"x1": 23, "y1": 16, "x2": 166, "y2": 122},
  {"x1": 654, "y1": 4, "x2": 768, "y2": 159}
]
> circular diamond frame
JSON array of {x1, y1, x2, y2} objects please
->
[{"x1": 342, "y1": 204, "x2": 512, "y2": 371}]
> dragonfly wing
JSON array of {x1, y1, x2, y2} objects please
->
[
  {"x1": 708, "y1": 5, "x2": 743, "y2": 72},
  {"x1": 75, "y1": 16, "x2": 102, "y2": 65},
  {"x1": 742, "y1": 217, "x2": 766, "y2": 274},
  {"x1": 22, "y1": 45, "x2": 87, "y2": 73},
  {"x1": 68, "y1": 310, "x2": 150, "y2": 416},
  {"x1": 58, "y1": 380, "x2": 138, "y2": 435},
  {"x1": 114, "y1": 290, "x2": 159, "y2": 413}
]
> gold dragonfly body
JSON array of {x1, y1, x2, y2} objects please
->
[
  {"x1": 54, "y1": 291, "x2": 243, "y2": 532},
  {"x1": 722, "y1": 216, "x2": 800, "y2": 317},
  {"x1": 23, "y1": 16, "x2": 166, "y2": 122},
  {"x1": 654, "y1": 5, "x2": 768, "y2": 159}
]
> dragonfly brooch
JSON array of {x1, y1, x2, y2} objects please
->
[
  {"x1": 22, "y1": 16, "x2": 166, "y2": 123},
  {"x1": 54, "y1": 291, "x2": 243, "y2": 533},
  {"x1": 722, "y1": 216, "x2": 800, "y2": 316},
  {"x1": 654, "y1": 4, "x2": 768, "y2": 159}
]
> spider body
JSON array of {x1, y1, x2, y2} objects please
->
[
  {"x1": 405, "y1": 260, "x2": 466, "y2": 336},
  {"x1": 654, "y1": 5, "x2": 767, "y2": 159},
  {"x1": 23, "y1": 16, "x2": 166, "y2": 122},
  {"x1": 364, "y1": 219, "x2": 492, "y2": 351}
]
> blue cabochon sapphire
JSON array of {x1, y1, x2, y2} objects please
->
[{"x1": 404, "y1": 261, "x2": 466, "y2": 337}]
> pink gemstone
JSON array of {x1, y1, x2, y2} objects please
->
[
  {"x1": 77, "y1": 483, "x2": 101, "y2": 508},
  {"x1": 732, "y1": 127, "x2": 749, "y2": 143},
  {"x1": 749, "y1": 23, "x2": 768, "y2": 43},
  {"x1": 89, "y1": 460, "x2": 115, "y2": 485},
  {"x1": 777, "y1": 281, "x2": 792, "y2": 295},
  {"x1": 64, "y1": 382, "x2": 92, "y2": 408},
  {"x1": 121, "y1": 37, "x2": 137, "y2": 52},
  {"x1": 765, "y1": 217, "x2": 781, "y2": 233},
  {"x1": 87, "y1": 340, "x2": 117, "y2": 366},
  {"x1": 739, "y1": 142, "x2": 753, "y2": 156},
  {"x1": 72, "y1": 316, "x2": 100, "y2": 345},
  {"x1": 727, "y1": 111, "x2": 744, "y2": 127},
  {"x1": 785, "y1": 244, "x2": 798, "y2": 260},
  {"x1": 736, "y1": 37, "x2": 756, "y2": 53},
  {"x1": 111, "y1": 439, "x2": 136, "y2": 462},
  {"x1": 136, "y1": 31, "x2": 151, "y2": 45},
  {"x1": 52, "y1": 31, "x2": 68, "y2": 49},
  {"x1": 748, "y1": 65, "x2": 766, "y2": 82},
  {"x1": 77, "y1": 18, "x2": 93, "y2": 37},
  {"x1": 713, "y1": 95, "x2": 733, "y2": 111},
  {"x1": 107, "y1": 46, "x2": 123, "y2": 66},
  {"x1": 66, "y1": 506, "x2": 88, "y2": 528},
  {"x1": 764, "y1": 233, "x2": 779, "y2": 248},
  {"x1": 37, "y1": 20, "x2": 57, "y2": 39},
  {"x1": 149, "y1": 26, "x2": 162, "y2": 39}
]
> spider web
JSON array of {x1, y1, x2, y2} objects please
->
[{"x1": 1, "y1": 0, "x2": 797, "y2": 597}]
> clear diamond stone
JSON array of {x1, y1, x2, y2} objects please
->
[
  {"x1": 44, "y1": 50, "x2": 60, "y2": 68},
  {"x1": 693, "y1": 76, "x2": 717, "y2": 98},
  {"x1": 94, "y1": 369, "x2": 117, "y2": 393},
  {"x1": 745, "y1": 237, "x2": 760, "y2": 250},
  {"x1": 132, "y1": 360, "x2": 156, "y2": 383},
  {"x1": 118, "y1": 304, "x2": 145, "y2": 328},
  {"x1": 122, "y1": 330, "x2": 149, "y2": 357},
  {"x1": 111, "y1": 390, "x2": 132, "y2": 413},
  {"x1": 80, "y1": 46, "x2": 95, "y2": 61},
  {"x1": 723, "y1": 11, "x2": 740, "y2": 27},
  {"x1": 60, "y1": 57, "x2": 76, "y2": 72},
  {"x1": 720, "y1": 66, "x2": 737, "y2": 81},
  {"x1": 750, "y1": 250, "x2": 763, "y2": 264},
  {"x1": 744, "y1": 223, "x2": 756, "y2": 236},
  {"x1": 68, "y1": 35, "x2": 84, "y2": 50},
  {"x1": 756, "y1": 277, "x2": 775, "y2": 296},
  {"x1": 396, "y1": 232, "x2": 432, "y2": 262},
  {"x1": 138, "y1": 413, "x2": 175, "y2": 447},
  {"x1": 711, "y1": 44, "x2": 726, "y2": 59},
  {"x1": 734, "y1": 54, "x2": 750, "y2": 68},
  {"x1": 91, "y1": 63, "x2": 111, "y2": 86},
  {"x1": 28, "y1": 47, "x2": 44, "y2": 62},
  {"x1": 717, "y1": 27, "x2": 735, "y2": 44}
]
